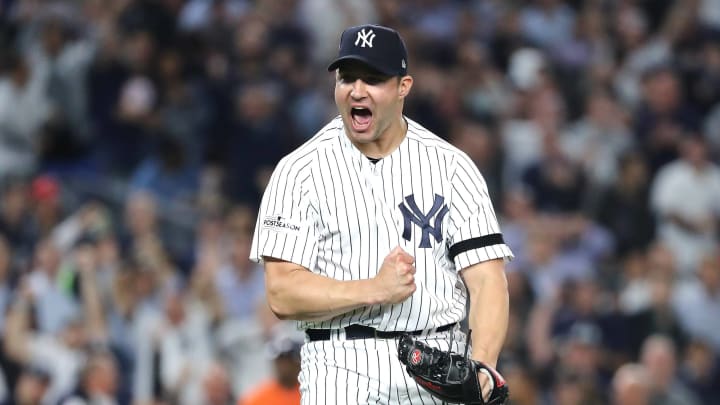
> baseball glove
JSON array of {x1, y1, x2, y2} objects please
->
[{"x1": 397, "y1": 331, "x2": 509, "y2": 404}]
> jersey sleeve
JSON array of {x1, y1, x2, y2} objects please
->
[
  {"x1": 250, "y1": 157, "x2": 319, "y2": 270},
  {"x1": 446, "y1": 153, "x2": 514, "y2": 270}
]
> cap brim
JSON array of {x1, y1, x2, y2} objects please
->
[{"x1": 327, "y1": 55, "x2": 395, "y2": 76}]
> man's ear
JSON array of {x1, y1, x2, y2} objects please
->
[{"x1": 398, "y1": 75, "x2": 413, "y2": 98}]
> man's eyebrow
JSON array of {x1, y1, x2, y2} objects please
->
[
  {"x1": 339, "y1": 71, "x2": 389, "y2": 80},
  {"x1": 339, "y1": 67, "x2": 385, "y2": 76}
]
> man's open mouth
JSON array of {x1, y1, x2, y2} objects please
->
[{"x1": 351, "y1": 107, "x2": 373, "y2": 131}]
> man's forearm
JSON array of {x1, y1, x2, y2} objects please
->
[
  {"x1": 463, "y1": 260, "x2": 509, "y2": 368},
  {"x1": 265, "y1": 264, "x2": 384, "y2": 322}
]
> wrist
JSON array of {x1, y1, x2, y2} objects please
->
[
  {"x1": 471, "y1": 349, "x2": 498, "y2": 368},
  {"x1": 358, "y1": 278, "x2": 387, "y2": 306}
]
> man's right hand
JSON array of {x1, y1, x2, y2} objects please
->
[{"x1": 374, "y1": 246, "x2": 416, "y2": 304}]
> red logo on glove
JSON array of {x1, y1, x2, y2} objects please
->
[
  {"x1": 414, "y1": 376, "x2": 443, "y2": 392},
  {"x1": 410, "y1": 349, "x2": 422, "y2": 365}
]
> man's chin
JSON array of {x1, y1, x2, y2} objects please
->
[{"x1": 347, "y1": 128, "x2": 376, "y2": 143}]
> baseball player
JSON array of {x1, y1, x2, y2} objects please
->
[{"x1": 250, "y1": 24, "x2": 513, "y2": 404}]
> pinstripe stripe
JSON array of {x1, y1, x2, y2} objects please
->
[{"x1": 251, "y1": 116, "x2": 513, "y2": 404}]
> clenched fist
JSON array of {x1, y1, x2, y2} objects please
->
[{"x1": 374, "y1": 246, "x2": 416, "y2": 304}]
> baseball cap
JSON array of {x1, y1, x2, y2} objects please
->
[{"x1": 327, "y1": 24, "x2": 408, "y2": 76}]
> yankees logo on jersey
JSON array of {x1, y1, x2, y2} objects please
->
[
  {"x1": 398, "y1": 194, "x2": 449, "y2": 248},
  {"x1": 250, "y1": 116, "x2": 513, "y2": 333}
]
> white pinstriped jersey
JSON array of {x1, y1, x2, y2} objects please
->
[{"x1": 250, "y1": 116, "x2": 513, "y2": 332}]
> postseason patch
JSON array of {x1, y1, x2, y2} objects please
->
[{"x1": 262, "y1": 215, "x2": 303, "y2": 234}]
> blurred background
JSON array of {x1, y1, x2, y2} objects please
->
[{"x1": 0, "y1": 0, "x2": 719, "y2": 404}]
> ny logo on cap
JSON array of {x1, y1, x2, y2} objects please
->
[{"x1": 355, "y1": 28, "x2": 376, "y2": 48}]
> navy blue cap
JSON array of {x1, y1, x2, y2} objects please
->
[{"x1": 327, "y1": 24, "x2": 408, "y2": 76}]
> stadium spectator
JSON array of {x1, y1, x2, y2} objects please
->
[
  {"x1": 238, "y1": 331, "x2": 302, "y2": 405},
  {"x1": 200, "y1": 362, "x2": 234, "y2": 405},
  {"x1": 612, "y1": 363, "x2": 652, "y2": 405},
  {"x1": 0, "y1": 51, "x2": 50, "y2": 178},
  {"x1": 672, "y1": 251, "x2": 720, "y2": 351},
  {"x1": 560, "y1": 89, "x2": 634, "y2": 190},
  {"x1": 2, "y1": 366, "x2": 52, "y2": 405},
  {"x1": 57, "y1": 350, "x2": 120, "y2": 405},
  {"x1": 593, "y1": 151, "x2": 655, "y2": 256},
  {"x1": 651, "y1": 134, "x2": 720, "y2": 274},
  {"x1": 639, "y1": 334, "x2": 701, "y2": 405},
  {"x1": 679, "y1": 339, "x2": 720, "y2": 404}
]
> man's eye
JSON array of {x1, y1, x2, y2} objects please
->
[
  {"x1": 364, "y1": 77, "x2": 384, "y2": 85},
  {"x1": 339, "y1": 75, "x2": 385, "y2": 85}
]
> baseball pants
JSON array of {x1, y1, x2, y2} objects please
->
[{"x1": 299, "y1": 326, "x2": 467, "y2": 405}]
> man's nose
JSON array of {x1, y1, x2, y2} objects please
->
[{"x1": 350, "y1": 79, "x2": 367, "y2": 99}]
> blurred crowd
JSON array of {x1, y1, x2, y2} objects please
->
[{"x1": 0, "y1": 0, "x2": 719, "y2": 404}]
